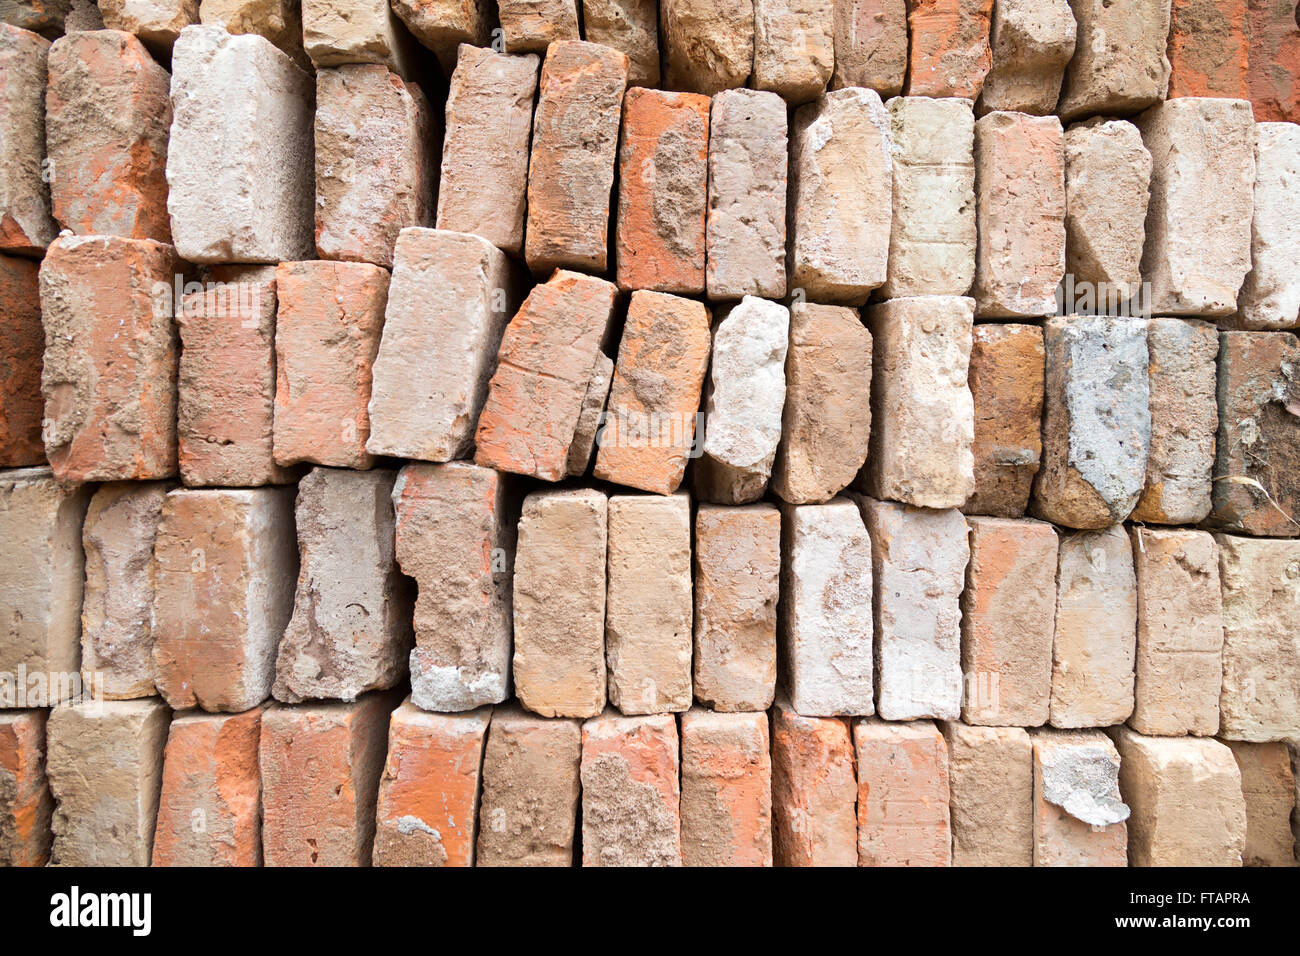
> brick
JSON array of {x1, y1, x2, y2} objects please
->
[
  {"x1": 1058, "y1": 0, "x2": 1171, "y2": 121},
  {"x1": 1137, "y1": 98, "x2": 1256, "y2": 316},
  {"x1": 680, "y1": 708, "x2": 772, "y2": 866},
  {"x1": 752, "y1": 0, "x2": 833, "y2": 103},
  {"x1": 593, "y1": 291, "x2": 710, "y2": 494},
  {"x1": 566, "y1": 352, "x2": 614, "y2": 476},
  {"x1": 903, "y1": 0, "x2": 993, "y2": 98},
  {"x1": 705, "y1": 88, "x2": 788, "y2": 300},
  {"x1": 942, "y1": 723, "x2": 1032, "y2": 866},
  {"x1": 1030, "y1": 729, "x2": 1129, "y2": 867},
  {"x1": 1132, "y1": 318, "x2": 1218, "y2": 524},
  {"x1": 199, "y1": 0, "x2": 307, "y2": 66},
  {"x1": 38, "y1": 234, "x2": 180, "y2": 482},
  {"x1": 367, "y1": 229, "x2": 516, "y2": 463},
  {"x1": 583, "y1": 0, "x2": 660, "y2": 86},
  {"x1": 978, "y1": 0, "x2": 1074, "y2": 114},
  {"x1": 960, "y1": 518, "x2": 1056, "y2": 727},
  {"x1": 0, "y1": 0, "x2": 70, "y2": 35},
  {"x1": 0, "y1": 254, "x2": 43, "y2": 466},
  {"x1": 1129, "y1": 528, "x2": 1224, "y2": 737},
  {"x1": 881, "y1": 96, "x2": 976, "y2": 299},
  {"x1": 661, "y1": 0, "x2": 754, "y2": 93},
  {"x1": 167, "y1": 26, "x2": 313, "y2": 264},
  {"x1": 615, "y1": 88, "x2": 709, "y2": 294},
  {"x1": 973, "y1": 111, "x2": 1065, "y2": 318},
  {"x1": 176, "y1": 265, "x2": 288, "y2": 487},
  {"x1": 963, "y1": 324, "x2": 1044, "y2": 518},
  {"x1": 696, "y1": 297, "x2": 790, "y2": 504},
  {"x1": 476, "y1": 706, "x2": 581, "y2": 866},
  {"x1": 81, "y1": 482, "x2": 169, "y2": 700},
  {"x1": 770, "y1": 702, "x2": 856, "y2": 866},
  {"x1": 779, "y1": 500, "x2": 874, "y2": 716},
  {"x1": 861, "y1": 498, "x2": 967, "y2": 721},
  {"x1": 1167, "y1": 0, "x2": 1249, "y2": 99},
  {"x1": 373, "y1": 700, "x2": 489, "y2": 867},
  {"x1": 1031, "y1": 316, "x2": 1150, "y2": 529},
  {"x1": 99, "y1": 0, "x2": 198, "y2": 52},
  {"x1": 512, "y1": 489, "x2": 607, "y2": 719},
  {"x1": 151, "y1": 708, "x2": 262, "y2": 866},
  {"x1": 301, "y1": 0, "x2": 410, "y2": 72},
  {"x1": 1049, "y1": 526, "x2": 1137, "y2": 728},
  {"x1": 1062, "y1": 118, "x2": 1152, "y2": 304},
  {"x1": 1237, "y1": 123, "x2": 1300, "y2": 330},
  {"x1": 314, "y1": 64, "x2": 434, "y2": 269},
  {"x1": 389, "y1": 0, "x2": 490, "y2": 67},
  {"x1": 830, "y1": 0, "x2": 906, "y2": 93},
  {"x1": 855, "y1": 717, "x2": 950, "y2": 866},
  {"x1": 152, "y1": 487, "x2": 297, "y2": 712},
  {"x1": 46, "y1": 698, "x2": 169, "y2": 866},
  {"x1": 1112, "y1": 728, "x2": 1246, "y2": 866},
  {"x1": 497, "y1": 0, "x2": 579, "y2": 51},
  {"x1": 0, "y1": 710, "x2": 51, "y2": 866},
  {"x1": 864, "y1": 295, "x2": 975, "y2": 509},
  {"x1": 0, "y1": 25, "x2": 53, "y2": 255},
  {"x1": 45, "y1": 30, "x2": 170, "y2": 241},
  {"x1": 771, "y1": 303, "x2": 872, "y2": 504},
  {"x1": 272, "y1": 260, "x2": 388, "y2": 470},
  {"x1": 581, "y1": 710, "x2": 682, "y2": 866},
  {"x1": 606, "y1": 493, "x2": 692, "y2": 715},
  {"x1": 1247, "y1": 0, "x2": 1300, "y2": 123},
  {"x1": 0, "y1": 468, "x2": 89, "y2": 698},
  {"x1": 1216, "y1": 535, "x2": 1300, "y2": 742},
  {"x1": 1210, "y1": 331, "x2": 1300, "y2": 537},
  {"x1": 436, "y1": 46, "x2": 539, "y2": 256},
  {"x1": 1226, "y1": 740, "x2": 1297, "y2": 866},
  {"x1": 393, "y1": 463, "x2": 514, "y2": 712},
  {"x1": 524, "y1": 41, "x2": 628, "y2": 275},
  {"x1": 260, "y1": 693, "x2": 396, "y2": 867},
  {"x1": 789, "y1": 88, "x2": 892, "y2": 304}
]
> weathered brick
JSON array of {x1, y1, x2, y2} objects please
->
[
  {"x1": 752, "y1": 0, "x2": 833, "y2": 102},
  {"x1": 1112, "y1": 728, "x2": 1246, "y2": 866},
  {"x1": 392, "y1": 462, "x2": 514, "y2": 713},
  {"x1": 771, "y1": 701, "x2": 856, "y2": 866},
  {"x1": 199, "y1": 0, "x2": 307, "y2": 65},
  {"x1": 881, "y1": 96, "x2": 976, "y2": 299},
  {"x1": 389, "y1": 0, "x2": 490, "y2": 67},
  {"x1": 301, "y1": 0, "x2": 410, "y2": 72},
  {"x1": 436, "y1": 45, "x2": 539, "y2": 256},
  {"x1": 0, "y1": 255, "x2": 43, "y2": 466},
  {"x1": 474, "y1": 270, "x2": 617, "y2": 482},
  {"x1": 497, "y1": 0, "x2": 578, "y2": 51},
  {"x1": 45, "y1": 30, "x2": 170, "y2": 241},
  {"x1": 1167, "y1": 0, "x2": 1249, "y2": 99},
  {"x1": 152, "y1": 708, "x2": 262, "y2": 867},
  {"x1": 1050, "y1": 526, "x2": 1137, "y2": 728},
  {"x1": 152, "y1": 487, "x2": 297, "y2": 712},
  {"x1": 1236, "y1": 123, "x2": 1300, "y2": 330},
  {"x1": 978, "y1": 0, "x2": 1075, "y2": 114},
  {"x1": 789, "y1": 88, "x2": 892, "y2": 304},
  {"x1": 39, "y1": 234, "x2": 180, "y2": 482},
  {"x1": 904, "y1": 0, "x2": 993, "y2": 98},
  {"x1": 680, "y1": 708, "x2": 772, "y2": 866},
  {"x1": 314, "y1": 64, "x2": 434, "y2": 268},
  {"x1": 476, "y1": 706, "x2": 581, "y2": 867},
  {"x1": 1031, "y1": 316, "x2": 1150, "y2": 529},
  {"x1": 524, "y1": 41, "x2": 628, "y2": 275},
  {"x1": 0, "y1": 25, "x2": 53, "y2": 255},
  {"x1": 583, "y1": 0, "x2": 660, "y2": 86},
  {"x1": 260, "y1": 692, "x2": 397, "y2": 867},
  {"x1": 46, "y1": 698, "x2": 169, "y2": 866},
  {"x1": 0, "y1": 0, "x2": 71, "y2": 35},
  {"x1": 661, "y1": 0, "x2": 754, "y2": 93},
  {"x1": 771, "y1": 303, "x2": 872, "y2": 504},
  {"x1": 1130, "y1": 528, "x2": 1224, "y2": 737},
  {"x1": 367, "y1": 229, "x2": 517, "y2": 463},
  {"x1": 1225, "y1": 740, "x2": 1297, "y2": 866},
  {"x1": 581, "y1": 709, "x2": 682, "y2": 866},
  {"x1": 1030, "y1": 728, "x2": 1129, "y2": 866},
  {"x1": 943, "y1": 723, "x2": 1032, "y2": 866},
  {"x1": 855, "y1": 717, "x2": 950, "y2": 866},
  {"x1": 779, "y1": 500, "x2": 874, "y2": 716},
  {"x1": 963, "y1": 324, "x2": 1044, "y2": 518},
  {"x1": 830, "y1": 0, "x2": 906, "y2": 93},
  {"x1": 566, "y1": 352, "x2": 614, "y2": 477},
  {"x1": 98, "y1": 0, "x2": 198, "y2": 52},
  {"x1": 272, "y1": 260, "x2": 388, "y2": 470},
  {"x1": 512, "y1": 489, "x2": 607, "y2": 719},
  {"x1": 167, "y1": 25, "x2": 313, "y2": 264},
  {"x1": 864, "y1": 295, "x2": 975, "y2": 509},
  {"x1": 606, "y1": 493, "x2": 692, "y2": 715},
  {"x1": 0, "y1": 709, "x2": 51, "y2": 866},
  {"x1": 1246, "y1": 0, "x2": 1300, "y2": 123},
  {"x1": 594, "y1": 291, "x2": 710, "y2": 494},
  {"x1": 1058, "y1": 0, "x2": 1172, "y2": 121},
  {"x1": 973, "y1": 111, "x2": 1065, "y2": 318},
  {"x1": 705, "y1": 88, "x2": 787, "y2": 300},
  {"x1": 861, "y1": 498, "x2": 967, "y2": 721},
  {"x1": 373, "y1": 700, "x2": 489, "y2": 867}
]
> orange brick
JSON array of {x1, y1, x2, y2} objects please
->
[
  {"x1": 373, "y1": 700, "x2": 491, "y2": 867},
  {"x1": 0, "y1": 254, "x2": 43, "y2": 466},
  {"x1": 942, "y1": 722, "x2": 1031, "y2": 865},
  {"x1": 152, "y1": 708, "x2": 263, "y2": 867},
  {"x1": 904, "y1": 0, "x2": 994, "y2": 98},
  {"x1": 771, "y1": 701, "x2": 856, "y2": 866},
  {"x1": 1167, "y1": 0, "x2": 1249, "y2": 99},
  {"x1": 0, "y1": 709, "x2": 52, "y2": 867},
  {"x1": 856, "y1": 718, "x2": 951, "y2": 866},
  {"x1": 1031, "y1": 729, "x2": 1130, "y2": 867},
  {"x1": 0, "y1": 24, "x2": 56, "y2": 256},
  {"x1": 680, "y1": 708, "x2": 772, "y2": 866},
  {"x1": 615, "y1": 87, "x2": 709, "y2": 293},
  {"x1": 1248, "y1": 0, "x2": 1300, "y2": 122}
]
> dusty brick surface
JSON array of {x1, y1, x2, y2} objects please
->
[
  {"x1": 1225, "y1": 740, "x2": 1297, "y2": 866},
  {"x1": 0, "y1": 254, "x2": 43, "y2": 466},
  {"x1": 978, "y1": 0, "x2": 1075, "y2": 115},
  {"x1": 567, "y1": 352, "x2": 614, "y2": 477},
  {"x1": 831, "y1": 0, "x2": 906, "y2": 93},
  {"x1": 200, "y1": 0, "x2": 307, "y2": 65},
  {"x1": 1030, "y1": 728, "x2": 1129, "y2": 866},
  {"x1": 301, "y1": 0, "x2": 410, "y2": 72},
  {"x1": 0, "y1": 710, "x2": 52, "y2": 867},
  {"x1": 680, "y1": 708, "x2": 772, "y2": 866},
  {"x1": 661, "y1": 0, "x2": 754, "y2": 94},
  {"x1": 904, "y1": 0, "x2": 993, "y2": 99},
  {"x1": 99, "y1": 0, "x2": 198, "y2": 52},
  {"x1": 389, "y1": 0, "x2": 489, "y2": 67},
  {"x1": 584, "y1": 0, "x2": 660, "y2": 86},
  {"x1": 497, "y1": 0, "x2": 578, "y2": 51},
  {"x1": 1, "y1": 0, "x2": 72, "y2": 36},
  {"x1": 1247, "y1": 0, "x2": 1300, "y2": 123},
  {"x1": 1168, "y1": 0, "x2": 1249, "y2": 99},
  {"x1": 771, "y1": 701, "x2": 857, "y2": 866},
  {"x1": 1058, "y1": 0, "x2": 1171, "y2": 121},
  {"x1": 855, "y1": 717, "x2": 950, "y2": 866},
  {"x1": 752, "y1": 0, "x2": 833, "y2": 103},
  {"x1": 1237, "y1": 123, "x2": 1300, "y2": 330},
  {"x1": 943, "y1": 723, "x2": 1032, "y2": 866},
  {"x1": 0, "y1": 24, "x2": 54, "y2": 255}
]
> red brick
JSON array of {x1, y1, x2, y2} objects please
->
[
  {"x1": 0, "y1": 709, "x2": 52, "y2": 867},
  {"x1": 0, "y1": 254, "x2": 43, "y2": 466},
  {"x1": 904, "y1": 0, "x2": 993, "y2": 99},
  {"x1": 680, "y1": 708, "x2": 772, "y2": 866},
  {"x1": 1168, "y1": 0, "x2": 1249, "y2": 99},
  {"x1": 0, "y1": 24, "x2": 55, "y2": 255},
  {"x1": 1248, "y1": 0, "x2": 1300, "y2": 122},
  {"x1": 771, "y1": 701, "x2": 856, "y2": 866},
  {"x1": 856, "y1": 717, "x2": 951, "y2": 866}
]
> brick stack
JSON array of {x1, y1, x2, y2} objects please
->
[{"x1": 1, "y1": 0, "x2": 1298, "y2": 869}]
